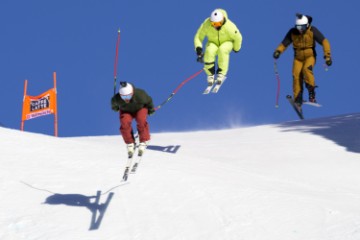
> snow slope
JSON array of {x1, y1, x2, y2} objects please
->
[{"x1": 1, "y1": 113, "x2": 360, "y2": 240}]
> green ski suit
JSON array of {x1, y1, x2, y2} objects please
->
[{"x1": 194, "y1": 9, "x2": 243, "y2": 76}]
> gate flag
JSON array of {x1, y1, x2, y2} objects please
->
[
  {"x1": 21, "y1": 72, "x2": 58, "y2": 136},
  {"x1": 21, "y1": 88, "x2": 57, "y2": 121}
]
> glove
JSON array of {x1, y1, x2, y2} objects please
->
[
  {"x1": 148, "y1": 108, "x2": 155, "y2": 116},
  {"x1": 273, "y1": 50, "x2": 281, "y2": 59},
  {"x1": 111, "y1": 96, "x2": 120, "y2": 112},
  {"x1": 324, "y1": 56, "x2": 332, "y2": 66},
  {"x1": 111, "y1": 105, "x2": 119, "y2": 112},
  {"x1": 196, "y1": 47, "x2": 204, "y2": 63}
]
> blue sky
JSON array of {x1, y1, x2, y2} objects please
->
[{"x1": 0, "y1": 0, "x2": 358, "y2": 137}]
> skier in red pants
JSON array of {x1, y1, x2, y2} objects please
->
[{"x1": 111, "y1": 82, "x2": 155, "y2": 157}]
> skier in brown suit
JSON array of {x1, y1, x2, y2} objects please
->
[{"x1": 273, "y1": 13, "x2": 332, "y2": 105}]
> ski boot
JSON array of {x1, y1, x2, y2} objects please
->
[
  {"x1": 308, "y1": 90, "x2": 317, "y2": 103},
  {"x1": 207, "y1": 75, "x2": 215, "y2": 86},
  {"x1": 127, "y1": 143, "x2": 135, "y2": 158},
  {"x1": 294, "y1": 95, "x2": 303, "y2": 111},
  {"x1": 138, "y1": 142, "x2": 148, "y2": 156},
  {"x1": 216, "y1": 74, "x2": 226, "y2": 85}
]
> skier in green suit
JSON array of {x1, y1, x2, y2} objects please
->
[{"x1": 194, "y1": 8, "x2": 243, "y2": 87}]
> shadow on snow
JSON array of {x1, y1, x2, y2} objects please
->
[
  {"x1": 44, "y1": 191, "x2": 114, "y2": 231},
  {"x1": 147, "y1": 144, "x2": 181, "y2": 154},
  {"x1": 279, "y1": 113, "x2": 360, "y2": 154}
]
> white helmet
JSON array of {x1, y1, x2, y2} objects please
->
[
  {"x1": 210, "y1": 9, "x2": 224, "y2": 22},
  {"x1": 296, "y1": 15, "x2": 308, "y2": 25},
  {"x1": 119, "y1": 82, "x2": 133, "y2": 96}
]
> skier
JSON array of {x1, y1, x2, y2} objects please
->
[
  {"x1": 273, "y1": 13, "x2": 332, "y2": 105},
  {"x1": 111, "y1": 82, "x2": 155, "y2": 157},
  {"x1": 194, "y1": 8, "x2": 243, "y2": 87}
]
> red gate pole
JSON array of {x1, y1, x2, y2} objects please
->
[
  {"x1": 20, "y1": 80, "x2": 28, "y2": 131},
  {"x1": 53, "y1": 72, "x2": 58, "y2": 137}
]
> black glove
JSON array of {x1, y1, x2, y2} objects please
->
[
  {"x1": 273, "y1": 50, "x2": 281, "y2": 59},
  {"x1": 148, "y1": 108, "x2": 155, "y2": 116},
  {"x1": 196, "y1": 47, "x2": 204, "y2": 63},
  {"x1": 324, "y1": 56, "x2": 332, "y2": 66},
  {"x1": 111, "y1": 96, "x2": 120, "y2": 112},
  {"x1": 112, "y1": 105, "x2": 120, "y2": 112}
]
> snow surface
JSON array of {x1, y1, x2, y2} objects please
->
[{"x1": 1, "y1": 113, "x2": 360, "y2": 240}]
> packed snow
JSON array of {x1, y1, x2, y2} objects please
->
[{"x1": 1, "y1": 113, "x2": 360, "y2": 240}]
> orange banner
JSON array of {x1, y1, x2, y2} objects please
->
[{"x1": 22, "y1": 88, "x2": 57, "y2": 121}]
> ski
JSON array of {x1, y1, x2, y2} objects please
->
[
  {"x1": 122, "y1": 132, "x2": 140, "y2": 181},
  {"x1": 130, "y1": 155, "x2": 142, "y2": 173},
  {"x1": 203, "y1": 77, "x2": 227, "y2": 94},
  {"x1": 303, "y1": 101, "x2": 322, "y2": 107},
  {"x1": 131, "y1": 146, "x2": 146, "y2": 173},
  {"x1": 203, "y1": 85, "x2": 214, "y2": 94},
  {"x1": 122, "y1": 154, "x2": 134, "y2": 181},
  {"x1": 211, "y1": 77, "x2": 227, "y2": 93},
  {"x1": 286, "y1": 95, "x2": 304, "y2": 120},
  {"x1": 130, "y1": 163, "x2": 138, "y2": 173},
  {"x1": 122, "y1": 146, "x2": 146, "y2": 180}
]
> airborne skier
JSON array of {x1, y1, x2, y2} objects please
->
[
  {"x1": 111, "y1": 82, "x2": 155, "y2": 180},
  {"x1": 111, "y1": 82, "x2": 155, "y2": 157},
  {"x1": 273, "y1": 13, "x2": 332, "y2": 106},
  {"x1": 194, "y1": 8, "x2": 243, "y2": 92}
]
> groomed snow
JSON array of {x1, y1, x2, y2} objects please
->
[{"x1": 1, "y1": 113, "x2": 360, "y2": 240}]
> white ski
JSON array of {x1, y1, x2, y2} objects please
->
[
  {"x1": 286, "y1": 95, "x2": 304, "y2": 120},
  {"x1": 122, "y1": 154, "x2": 134, "y2": 181},
  {"x1": 203, "y1": 85, "x2": 214, "y2": 94},
  {"x1": 303, "y1": 101, "x2": 322, "y2": 107},
  {"x1": 211, "y1": 77, "x2": 227, "y2": 93},
  {"x1": 131, "y1": 146, "x2": 146, "y2": 173}
]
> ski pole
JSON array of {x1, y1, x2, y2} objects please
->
[
  {"x1": 113, "y1": 29, "x2": 121, "y2": 95},
  {"x1": 154, "y1": 69, "x2": 204, "y2": 111},
  {"x1": 273, "y1": 59, "x2": 281, "y2": 108}
]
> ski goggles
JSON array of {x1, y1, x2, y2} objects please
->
[
  {"x1": 296, "y1": 24, "x2": 307, "y2": 31},
  {"x1": 120, "y1": 94, "x2": 132, "y2": 101},
  {"x1": 211, "y1": 21, "x2": 223, "y2": 28}
]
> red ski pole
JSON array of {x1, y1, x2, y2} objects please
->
[
  {"x1": 273, "y1": 59, "x2": 281, "y2": 108},
  {"x1": 113, "y1": 29, "x2": 121, "y2": 95},
  {"x1": 154, "y1": 69, "x2": 204, "y2": 111}
]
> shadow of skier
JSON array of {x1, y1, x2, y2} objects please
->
[
  {"x1": 44, "y1": 190, "x2": 114, "y2": 230},
  {"x1": 279, "y1": 113, "x2": 360, "y2": 154},
  {"x1": 147, "y1": 145, "x2": 181, "y2": 154}
]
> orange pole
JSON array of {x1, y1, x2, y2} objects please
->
[
  {"x1": 21, "y1": 80, "x2": 28, "y2": 131},
  {"x1": 53, "y1": 72, "x2": 58, "y2": 137}
]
